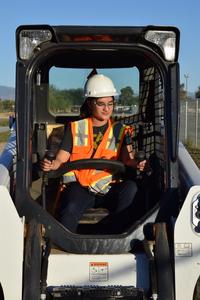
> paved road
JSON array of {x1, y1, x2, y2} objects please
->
[{"x1": 0, "y1": 127, "x2": 9, "y2": 133}]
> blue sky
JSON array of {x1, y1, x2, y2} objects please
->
[{"x1": 1, "y1": 0, "x2": 200, "y2": 93}]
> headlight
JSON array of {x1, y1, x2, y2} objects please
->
[
  {"x1": 145, "y1": 30, "x2": 176, "y2": 62},
  {"x1": 19, "y1": 29, "x2": 52, "y2": 60}
]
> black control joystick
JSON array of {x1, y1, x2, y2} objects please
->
[
  {"x1": 42, "y1": 150, "x2": 56, "y2": 209},
  {"x1": 135, "y1": 150, "x2": 146, "y2": 163},
  {"x1": 135, "y1": 151, "x2": 145, "y2": 179},
  {"x1": 45, "y1": 150, "x2": 56, "y2": 163},
  {"x1": 135, "y1": 150, "x2": 152, "y2": 177}
]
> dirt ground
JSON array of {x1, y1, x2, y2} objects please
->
[
  {"x1": 0, "y1": 111, "x2": 12, "y2": 154},
  {"x1": 0, "y1": 142, "x2": 6, "y2": 154},
  {"x1": 0, "y1": 112, "x2": 13, "y2": 118}
]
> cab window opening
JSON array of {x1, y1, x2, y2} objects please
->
[
  {"x1": 48, "y1": 67, "x2": 140, "y2": 117},
  {"x1": 30, "y1": 63, "x2": 166, "y2": 235}
]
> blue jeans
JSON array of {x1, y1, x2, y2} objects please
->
[{"x1": 58, "y1": 180, "x2": 138, "y2": 233}]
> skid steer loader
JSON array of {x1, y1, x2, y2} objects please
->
[{"x1": 1, "y1": 24, "x2": 200, "y2": 300}]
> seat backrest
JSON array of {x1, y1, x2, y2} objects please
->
[{"x1": 46, "y1": 124, "x2": 65, "y2": 155}]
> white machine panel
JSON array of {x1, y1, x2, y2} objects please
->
[
  {"x1": 47, "y1": 252, "x2": 149, "y2": 290},
  {"x1": 0, "y1": 185, "x2": 24, "y2": 300},
  {"x1": 175, "y1": 186, "x2": 200, "y2": 300}
]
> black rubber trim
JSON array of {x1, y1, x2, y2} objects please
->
[{"x1": 47, "y1": 159, "x2": 126, "y2": 179}]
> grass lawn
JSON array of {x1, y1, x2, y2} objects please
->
[
  {"x1": 185, "y1": 145, "x2": 200, "y2": 168},
  {"x1": 0, "y1": 131, "x2": 10, "y2": 143},
  {"x1": 0, "y1": 118, "x2": 9, "y2": 127}
]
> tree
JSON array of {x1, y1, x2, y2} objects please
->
[
  {"x1": 180, "y1": 83, "x2": 187, "y2": 100},
  {"x1": 0, "y1": 100, "x2": 2, "y2": 112},
  {"x1": 118, "y1": 86, "x2": 138, "y2": 106},
  {"x1": 49, "y1": 85, "x2": 84, "y2": 113},
  {"x1": 2, "y1": 99, "x2": 15, "y2": 112},
  {"x1": 195, "y1": 86, "x2": 200, "y2": 99}
]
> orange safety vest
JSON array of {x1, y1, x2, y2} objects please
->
[{"x1": 63, "y1": 117, "x2": 128, "y2": 194}]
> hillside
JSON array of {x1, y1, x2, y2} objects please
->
[{"x1": 0, "y1": 85, "x2": 15, "y2": 100}]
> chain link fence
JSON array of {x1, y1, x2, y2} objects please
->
[{"x1": 180, "y1": 99, "x2": 200, "y2": 148}]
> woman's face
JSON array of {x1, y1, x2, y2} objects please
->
[{"x1": 90, "y1": 96, "x2": 114, "y2": 122}]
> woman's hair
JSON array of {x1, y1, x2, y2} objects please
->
[
  {"x1": 80, "y1": 98, "x2": 94, "y2": 118},
  {"x1": 80, "y1": 69, "x2": 98, "y2": 118}
]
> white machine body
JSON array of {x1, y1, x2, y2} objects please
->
[
  {"x1": 175, "y1": 186, "x2": 200, "y2": 299},
  {"x1": 0, "y1": 185, "x2": 24, "y2": 300},
  {"x1": 47, "y1": 252, "x2": 149, "y2": 290}
]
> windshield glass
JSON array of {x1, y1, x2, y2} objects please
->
[{"x1": 48, "y1": 67, "x2": 139, "y2": 117}]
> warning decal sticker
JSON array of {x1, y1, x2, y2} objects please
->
[
  {"x1": 175, "y1": 243, "x2": 192, "y2": 257},
  {"x1": 89, "y1": 262, "x2": 108, "y2": 282}
]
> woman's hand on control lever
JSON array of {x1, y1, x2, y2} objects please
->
[
  {"x1": 40, "y1": 149, "x2": 71, "y2": 172},
  {"x1": 41, "y1": 158, "x2": 59, "y2": 172},
  {"x1": 137, "y1": 159, "x2": 148, "y2": 171},
  {"x1": 121, "y1": 146, "x2": 145, "y2": 170},
  {"x1": 135, "y1": 150, "x2": 151, "y2": 174}
]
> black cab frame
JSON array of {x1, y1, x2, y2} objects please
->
[{"x1": 14, "y1": 24, "x2": 180, "y2": 299}]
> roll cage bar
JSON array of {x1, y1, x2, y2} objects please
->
[{"x1": 15, "y1": 25, "x2": 180, "y2": 254}]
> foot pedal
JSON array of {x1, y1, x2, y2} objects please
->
[{"x1": 47, "y1": 285, "x2": 144, "y2": 299}]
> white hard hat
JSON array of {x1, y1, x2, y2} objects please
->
[{"x1": 84, "y1": 74, "x2": 118, "y2": 98}]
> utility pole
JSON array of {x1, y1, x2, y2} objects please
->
[
  {"x1": 184, "y1": 73, "x2": 189, "y2": 142},
  {"x1": 184, "y1": 73, "x2": 190, "y2": 98}
]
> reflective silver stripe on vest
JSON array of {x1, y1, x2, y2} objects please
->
[
  {"x1": 63, "y1": 171, "x2": 76, "y2": 184},
  {"x1": 89, "y1": 174, "x2": 113, "y2": 194},
  {"x1": 89, "y1": 123, "x2": 125, "y2": 193},
  {"x1": 106, "y1": 122, "x2": 125, "y2": 151},
  {"x1": 63, "y1": 119, "x2": 89, "y2": 183},
  {"x1": 74, "y1": 118, "x2": 89, "y2": 146}
]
